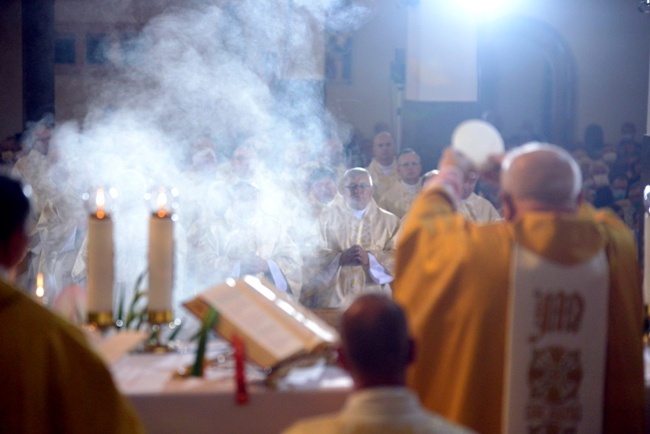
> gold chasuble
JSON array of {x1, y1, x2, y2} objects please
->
[
  {"x1": 367, "y1": 159, "x2": 400, "y2": 201},
  {"x1": 0, "y1": 279, "x2": 144, "y2": 434},
  {"x1": 378, "y1": 180, "x2": 422, "y2": 219},
  {"x1": 305, "y1": 199, "x2": 400, "y2": 308},
  {"x1": 393, "y1": 188, "x2": 646, "y2": 434}
]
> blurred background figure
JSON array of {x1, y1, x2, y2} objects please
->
[
  {"x1": 366, "y1": 132, "x2": 399, "y2": 201},
  {"x1": 379, "y1": 148, "x2": 423, "y2": 219},
  {"x1": 303, "y1": 168, "x2": 399, "y2": 309}
]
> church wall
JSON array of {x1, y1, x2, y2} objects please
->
[
  {"x1": 1, "y1": 1, "x2": 649, "y2": 149},
  {"x1": 328, "y1": 0, "x2": 650, "y2": 148},
  {"x1": 517, "y1": 0, "x2": 650, "y2": 145},
  {"x1": 0, "y1": 0, "x2": 24, "y2": 141}
]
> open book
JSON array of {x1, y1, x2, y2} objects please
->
[{"x1": 183, "y1": 276, "x2": 340, "y2": 369}]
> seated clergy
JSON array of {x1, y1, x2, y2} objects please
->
[
  {"x1": 366, "y1": 132, "x2": 400, "y2": 201},
  {"x1": 305, "y1": 166, "x2": 340, "y2": 213},
  {"x1": 379, "y1": 148, "x2": 423, "y2": 218},
  {"x1": 303, "y1": 168, "x2": 400, "y2": 308},
  {"x1": 191, "y1": 181, "x2": 303, "y2": 297},
  {"x1": 0, "y1": 175, "x2": 144, "y2": 433},
  {"x1": 290, "y1": 166, "x2": 340, "y2": 256},
  {"x1": 457, "y1": 168, "x2": 501, "y2": 223},
  {"x1": 283, "y1": 294, "x2": 474, "y2": 434}
]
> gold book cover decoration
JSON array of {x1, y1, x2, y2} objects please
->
[{"x1": 183, "y1": 276, "x2": 340, "y2": 370}]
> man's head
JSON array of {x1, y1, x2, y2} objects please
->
[
  {"x1": 396, "y1": 149, "x2": 422, "y2": 185},
  {"x1": 30, "y1": 122, "x2": 53, "y2": 156},
  {"x1": 341, "y1": 168, "x2": 374, "y2": 211},
  {"x1": 608, "y1": 170, "x2": 629, "y2": 201},
  {"x1": 307, "y1": 166, "x2": 338, "y2": 205},
  {"x1": 0, "y1": 176, "x2": 30, "y2": 269},
  {"x1": 321, "y1": 139, "x2": 344, "y2": 167},
  {"x1": 621, "y1": 122, "x2": 636, "y2": 142},
  {"x1": 628, "y1": 181, "x2": 643, "y2": 208},
  {"x1": 229, "y1": 181, "x2": 260, "y2": 218},
  {"x1": 372, "y1": 132, "x2": 397, "y2": 167},
  {"x1": 500, "y1": 143, "x2": 582, "y2": 221},
  {"x1": 461, "y1": 170, "x2": 479, "y2": 200},
  {"x1": 339, "y1": 294, "x2": 414, "y2": 388},
  {"x1": 422, "y1": 169, "x2": 439, "y2": 185},
  {"x1": 230, "y1": 144, "x2": 257, "y2": 178}
]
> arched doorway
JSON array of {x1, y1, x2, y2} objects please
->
[{"x1": 478, "y1": 15, "x2": 577, "y2": 148}]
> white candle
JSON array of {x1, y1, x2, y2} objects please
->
[
  {"x1": 643, "y1": 214, "x2": 650, "y2": 304},
  {"x1": 148, "y1": 192, "x2": 174, "y2": 313},
  {"x1": 87, "y1": 188, "x2": 114, "y2": 315},
  {"x1": 35, "y1": 273, "x2": 45, "y2": 301}
]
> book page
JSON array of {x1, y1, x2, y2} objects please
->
[
  {"x1": 240, "y1": 277, "x2": 339, "y2": 350},
  {"x1": 199, "y1": 281, "x2": 306, "y2": 364}
]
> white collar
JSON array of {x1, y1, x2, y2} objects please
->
[
  {"x1": 377, "y1": 161, "x2": 394, "y2": 175},
  {"x1": 346, "y1": 204, "x2": 368, "y2": 219},
  {"x1": 401, "y1": 180, "x2": 420, "y2": 193}
]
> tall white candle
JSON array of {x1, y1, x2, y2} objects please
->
[
  {"x1": 148, "y1": 191, "x2": 174, "y2": 313},
  {"x1": 87, "y1": 188, "x2": 114, "y2": 315}
]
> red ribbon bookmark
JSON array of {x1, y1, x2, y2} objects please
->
[{"x1": 232, "y1": 334, "x2": 249, "y2": 405}]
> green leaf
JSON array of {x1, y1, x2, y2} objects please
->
[
  {"x1": 190, "y1": 308, "x2": 219, "y2": 377},
  {"x1": 168, "y1": 320, "x2": 184, "y2": 341}
]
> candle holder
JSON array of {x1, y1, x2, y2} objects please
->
[
  {"x1": 143, "y1": 186, "x2": 179, "y2": 353},
  {"x1": 143, "y1": 313, "x2": 176, "y2": 353},
  {"x1": 83, "y1": 187, "x2": 117, "y2": 331}
]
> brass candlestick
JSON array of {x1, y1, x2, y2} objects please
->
[
  {"x1": 87, "y1": 311, "x2": 115, "y2": 331},
  {"x1": 143, "y1": 309, "x2": 176, "y2": 353}
]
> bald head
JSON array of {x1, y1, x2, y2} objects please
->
[
  {"x1": 340, "y1": 294, "x2": 412, "y2": 387},
  {"x1": 501, "y1": 143, "x2": 582, "y2": 217}
]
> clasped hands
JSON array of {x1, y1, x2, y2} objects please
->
[{"x1": 340, "y1": 245, "x2": 369, "y2": 266}]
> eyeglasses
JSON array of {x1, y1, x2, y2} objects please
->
[
  {"x1": 399, "y1": 162, "x2": 421, "y2": 168},
  {"x1": 345, "y1": 184, "x2": 372, "y2": 192}
]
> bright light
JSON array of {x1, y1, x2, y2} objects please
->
[
  {"x1": 453, "y1": 0, "x2": 517, "y2": 18},
  {"x1": 95, "y1": 188, "x2": 106, "y2": 219},
  {"x1": 36, "y1": 273, "x2": 45, "y2": 298}
]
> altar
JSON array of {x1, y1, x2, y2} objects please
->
[
  {"x1": 110, "y1": 341, "x2": 352, "y2": 434},
  {"x1": 110, "y1": 340, "x2": 650, "y2": 434}
]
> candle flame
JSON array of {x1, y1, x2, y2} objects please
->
[
  {"x1": 36, "y1": 273, "x2": 44, "y2": 298},
  {"x1": 96, "y1": 188, "x2": 106, "y2": 219},
  {"x1": 156, "y1": 191, "x2": 168, "y2": 218}
]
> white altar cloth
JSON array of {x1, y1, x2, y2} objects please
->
[{"x1": 110, "y1": 342, "x2": 352, "y2": 434}]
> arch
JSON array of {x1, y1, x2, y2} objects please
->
[{"x1": 478, "y1": 15, "x2": 577, "y2": 147}]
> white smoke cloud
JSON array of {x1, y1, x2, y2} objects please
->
[{"x1": 43, "y1": 0, "x2": 370, "y2": 317}]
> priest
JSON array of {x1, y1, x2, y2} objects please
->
[
  {"x1": 378, "y1": 148, "x2": 423, "y2": 218},
  {"x1": 0, "y1": 175, "x2": 144, "y2": 433},
  {"x1": 366, "y1": 132, "x2": 400, "y2": 200},
  {"x1": 303, "y1": 168, "x2": 400, "y2": 308},
  {"x1": 190, "y1": 181, "x2": 303, "y2": 298},
  {"x1": 394, "y1": 144, "x2": 645, "y2": 434}
]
